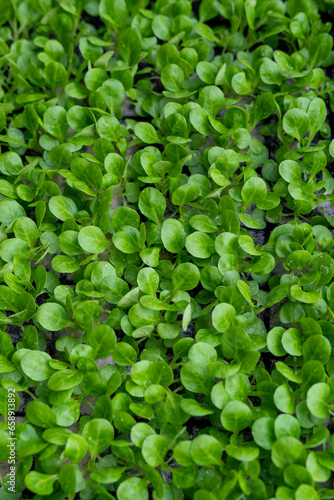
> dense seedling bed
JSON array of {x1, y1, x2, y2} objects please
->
[{"x1": 2, "y1": 0, "x2": 334, "y2": 499}]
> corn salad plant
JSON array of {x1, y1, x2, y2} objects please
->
[{"x1": 1, "y1": 0, "x2": 334, "y2": 499}]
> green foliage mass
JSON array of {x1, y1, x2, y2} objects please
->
[{"x1": 1, "y1": 0, "x2": 334, "y2": 499}]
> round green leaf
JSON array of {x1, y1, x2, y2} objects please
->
[
  {"x1": 48, "y1": 369, "x2": 83, "y2": 391},
  {"x1": 274, "y1": 384, "x2": 295, "y2": 414},
  {"x1": 302, "y1": 335, "x2": 331, "y2": 364},
  {"x1": 283, "y1": 109, "x2": 309, "y2": 142},
  {"x1": 185, "y1": 231, "x2": 215, "y2": 259},
  {"x1": 282, "y1": 328, "x2": 303, "y2": 356},
  {"x1": 221, "y1": 401, "x2": 252, "y2": 434},
  {"x1": 212, "y1": 303, "x2": 236, "y2": 332},
  {"x1": 26, "y1": 401, "x2": 57, "y2": 428},
  {"x1": 134, "y1": 123, "x2": 161, "y2": 144},
  {"x1": 21, "y1": 351, "x2": 54, "y2": 381},
  {"x1": 117, "y1": 478, "x2": 148, "y2": 500},
  {"x1": 78, "y1": 226, "x2": 109, "y2": 254},
  {"x1": 279, "y1": 160, "x2": 301, "y2": 183},
  {"x1": 25, "y1": 472, "x2": 57, "y2": 496},
  {"x1": 45, "y1": 62, "x2": 67, "y2": 88},
  {"x1": 0, "y1": 199, "x2": 25, "y2": 226},
  {"x1": 274, "y1": 414, "x2": 301, "y2": 439},
  {"x1": 112, "y1": 342, "x2": 137, "y2": 366},
  {"x1": 138, "y1": 187, "x2": 166, "y2": 227},
  {"x1": 161, "y1": 219, "x2": 186, "y2": 253},
  {"x1": 172, "y1": 263, "x2": 200, "y2": 291},
  {"x1": 222, "y1": 326, "x2": 252, "y2": 360},
  {"x1": 241, "y1": 177, "x2": 267, "y2": 206},
  {"x1": 161, "y1": 64, "x2": 184, "y2": 92},
  {"x1": 142, "y1": 435, "x2": 169, "y2": 466},
  {"x1": 225, "y1": 444, "x2": 259, "y2": 462},
  {"x1": 252, "y1": 417, "x2": 276, "y2": 450},
  {"x1": 271, "y1": 437, "x2": 306, "y2": 469},
  {"x1": 37, "y1": 303, "x2": 72, "y2": 331},
  {"x1": 83, "y1": 418, "x2": 114, "y2": 458},
  {"x1": 190, "y1": 434, "x2": 222, "y2": 466},
  {"x1": 307, "y1": 383, "x2": 330, "y2": 419}
]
